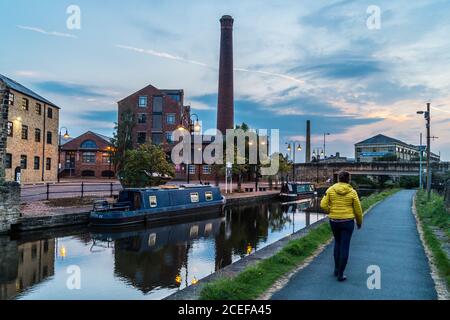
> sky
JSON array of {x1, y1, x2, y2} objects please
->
[{"x1": 1, "y1": 0, "x2": 449, "y2": 161}]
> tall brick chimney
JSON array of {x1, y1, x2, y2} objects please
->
[
  {"x1": 216, "y1": 15, "x2": 234, "y2": 134},
  {"x1": 305, "y1": 120, "x2": 311, "y2": 163}
]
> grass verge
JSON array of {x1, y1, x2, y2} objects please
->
[
  {"x1": 415, "y1": 190, "x2": 450, "y2": 290},
  {"x1": 199, "y1": 188, "x2": 401, "y2": 300}
]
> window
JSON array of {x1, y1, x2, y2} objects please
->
[
  {"x1": 166, "y1": 113, "x2": 176, "y2": 125},
  {"x1": 7, "y1": 121, "x2": 13, "y2": 137},
  {"x1": 82, "y1": 170, "x2": 95, "y2": 177},
  {"x1": 152, "y1": 96, "x2": 163, "y2": 112},
  {"x1": 205, "y1": 191, "x2": 213, "y2": 201},
  {"x1": 21, "y1": 125, "x2": 28, "y2": 140},
  {"x1": 188, "y1": 165, "x2": 196, "y2": 174},
  {"x1": 102, "y1": 153, "x2": 111, "y2": 163},
  {"x1": 8, "y1": 92, "x2": 14, "y2": 105},
  {"x1": 80, "y1": 140, "x2": 97, "y2": 149},
  {"x1": 82, "y1": 152, "x2": 96, "y2": 163},
  {"x1": 202, "y1": 165, "x2": 211, "y2": 175},
  {"x1": 22, "y1": 98, "x2": 29, "y2": 111},
  {"x1": 152, "y1": 114, "x2": 162, "y2": 131},
  {"x1": 20, "y1": 155, "x2": 27, "y2": 169},
  {"x1": 46, "y1": 131, "x2": 52, "y2": 144},
  {"x1": 35, "y1": 103, "x2": 42, "y2": 115},
  {"x1": 47, "y1": 107, "x2": 53, "y2": 118},
  {"x1": 138, "y1": 96, "x2": 148, "y2": 107},
  {"x1": 151, "y1": 133, "x2": 163, "y2": 145},
  {"x1": 165, "y1": 132, "x2": 173, "y2": 144},
  {"x1": 167, "y1": 93, "x2": 180, "y2": 103},
  {"x1": 190, "y1": 192, "x2": 199, "y2": 203},
  {"x1": 34, "y1": 156, "x2": 40, "y2": 170},
  {"x1": 46, "y1": 158, "x2": 51, "y2": 170},
  {"x1": 137, "y1": 132, "x2": 146, "y2": 144},
  {"x1": 137, "y1": 113, "x2": 147, "y2": 124},
  {"x1": 149, "y1": 195, "x2": 157, "y2": 208},
  {"x1": 35, "y1": 128, "x2": 41, "y2": 142},
  {"x1": 5, "y1": 153, "x2": 12, "y2": 169}
]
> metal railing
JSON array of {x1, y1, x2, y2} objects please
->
[{"x1": 20, "y1": 182, "x2": 123, "y2": 202}]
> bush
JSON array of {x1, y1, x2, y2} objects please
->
[{"x1": 399, "y1": 176, "x2": 419, "y2": 189}]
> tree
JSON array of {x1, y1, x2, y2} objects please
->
[
  {"x1": 275, "y1": 153, "x2": 292, "y2": 184},
  {"x1": 120, "y1": 143, "x2": 175, "y2": 188},
  {"x1": 111, "y1": 110, "x2": 135, "y2": 175}
]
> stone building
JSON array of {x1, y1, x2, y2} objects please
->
[
  {"x1": 355, "y1": 134, "x2": 440, "y2": 163},
  {"x1": 0, "y1": 74, "x2": 59, "y2": 183},
  {"x1": 59, "y1": 131, "x2": 115, "y2": 179}
]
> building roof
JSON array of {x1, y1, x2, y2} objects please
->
[
  {"x1": 117, "y1": 84, "x2": 183, "y2": 105},
  {"x1": 61, "y1": 131, "x2": 112, "y2": 146},
  {"x1": 0, "y1": 74, "x2": 59, "y2": 108},
  {"x1": 355, "y1": 134, "x2": 407, "y2": 146}
]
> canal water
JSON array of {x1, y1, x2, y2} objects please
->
[{"x1": 0, "y1": 199, "x2": 326, "y2": 300}]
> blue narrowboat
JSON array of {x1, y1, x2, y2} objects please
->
[
  {"x1": 279, "y1": 182, "x2": 317, "y2": 202},
  {"x1": 90, "y1": 185, "x2": 226, "y2": 227}
]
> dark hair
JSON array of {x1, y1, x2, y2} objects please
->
[{"x1": 338, "y1": 171, "x2": 350, "y2": 183}]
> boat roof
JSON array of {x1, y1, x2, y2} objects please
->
[{"x1": 123, "y1": 184, "x2": 216, "y2": 192}]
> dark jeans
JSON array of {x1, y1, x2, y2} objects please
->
[{"x1": 330, "y1": 220, "x2": 354, "y2": 277}]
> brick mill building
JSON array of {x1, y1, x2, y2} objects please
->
[
  {"x1": 0, "y1": 74, "x2": 59, "y2": 184},
  {"x1": 117, "y1": 84, "x2": 212, "y2": 181},
  {"x1": 59, "y1": 131, "x2": 115, "y2": 179}
]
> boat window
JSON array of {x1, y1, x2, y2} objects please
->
[
  {"x1": 149, "y1": 195, "x2": 157, "y2": 208},
  {"x1": 190, "y1": 192, "x2": 199, "y2": 203},
  {"x1": 205, "y1": 191, "x2": 213, "y2": 201},
  {"x1": 288, "y1": 184, "x2": 293, "y2": 192},
  {"x1": 205, "y1": 223, "x2": 213, "y2": 236},
  {"x1": 148, "y1": 233, "x2": 156, "y2": 247},
  {"x1": 296, "y1": 184, "x2": 312, "y2": 193}
]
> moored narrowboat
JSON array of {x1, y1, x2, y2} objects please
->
[
  {"x1": 279, "y1": 182, "x2": 317, "y2": 202},
  {"x1": 90, "y1": 185, "x2": 226, "y2": 227}
]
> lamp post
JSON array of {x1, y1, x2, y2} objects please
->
[
  {"x1": 57, "y1": 127, "x2": 70, "y2": 183},
  {"x1": 312, "y1": 148, "x2": 324, "y2": 183},
  {"x1": 106, "y1": 146, "x2": 115, "y2": 179},
  {"x1": 323, "y1": 133, "x2": 330, "y2": 158},
  {"x1": 419, "y1": 133, "x2": 423, "y2": 190},
  {"x1": 417, "y1": 103, "x2": 431, "y2": 200},
  {"x1": 286, "y1": 142, "x2": 302, "y2": 182},
  {"x1": 178, "y1": 113, "x2": 201, "y2": 184}
]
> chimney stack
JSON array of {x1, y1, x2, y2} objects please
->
[
  {"x1": 306, "y1": 120, "x2": 311, "y2": 163},
  {"x1": 216, "y1": 15, "x2": 234, "y2": 134}
]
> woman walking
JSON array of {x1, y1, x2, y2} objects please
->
[{"x1": 320, "y1": 171, "x2": 363, "y2": 282}]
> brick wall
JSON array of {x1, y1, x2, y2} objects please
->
[{"x1": 0, "y1": 83, "x2": 9, "y2": 182}]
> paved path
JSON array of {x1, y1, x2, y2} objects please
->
[{"x1": 271, "y1": 190, "x2": 437, "y2": 300}]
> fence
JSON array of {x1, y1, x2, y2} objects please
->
[{"x1": 20, "y1": 182, "x2": 123, "y2": 202}]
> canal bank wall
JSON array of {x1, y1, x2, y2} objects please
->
[
  {"x1": 164, "y1": 216, "x2": 328, "y2": 300},
  {"x1": 0, "y1": 182, "x2": 21, "y2": 234},
  {"x1": 10, "y1": 191, "x2": 280, "y2": 233}
]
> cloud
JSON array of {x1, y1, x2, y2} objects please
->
[
  {"x1": 33, "y1": 81, "x2": 111, "y2": 98},
  {"x1": 17, "y1": 25, "x2": 77, "y2": 38}
]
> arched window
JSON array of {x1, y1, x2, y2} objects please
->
[{"x1": 80, "y1": 140, "x2": 98, "y2": 149}]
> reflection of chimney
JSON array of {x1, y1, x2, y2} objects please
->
[
  {"x1": 216, "y1": 15, "x2": 234, "y2": 134},
  {"x1": 306, "y1": 120, "x2": 311, "y2": 163}
]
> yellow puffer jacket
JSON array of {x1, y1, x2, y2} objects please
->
[{"x1": 320, "y1": 182, "x2": 363, "y2": 225}]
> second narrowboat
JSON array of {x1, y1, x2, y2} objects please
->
[{"x1": 279, "y1": 182, "x2": 317, "y2": 202}]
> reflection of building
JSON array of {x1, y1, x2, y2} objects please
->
[
  {"x1": 0, "y1": 74, "x2": 60, "y2": 183},
  {"x1": 59, "y1": 131, "x2": 115, "y2": 178},
  {"x1": 355, "y1": 134, "x2": 440, "y2": 163},
  {"x1": 0, "y1": 239, "x2": 55, "y2": 300}
]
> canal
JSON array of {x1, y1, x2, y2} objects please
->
[{"x1": 0, "y1": 199, "x2": 326, "y2": 300}]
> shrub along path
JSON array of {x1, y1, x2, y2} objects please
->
[{"x1": 271, "y1": 190, "x2": 437, "y2": 300}]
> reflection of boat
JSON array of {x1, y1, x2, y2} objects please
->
[
  {"x1": 90, "y1": 185, "x2": 226, "y2": 227},
  {"x1": 90, "y1": 217, "x2": 224, "y2": 252},
  {"x1": 279, "y1": 182, "x2": 316, "y2": 202}
]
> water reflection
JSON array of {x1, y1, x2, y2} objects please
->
[{"x1": 0, "y1": 199, "x2": 325, "y2": 300}]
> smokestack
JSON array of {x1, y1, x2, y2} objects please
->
[
  {"x1": 216, "y1": 15, "x2": 234, "y2": 134},
  {"x1": 306, "y1": 120, "x2": 311, "y2": 163}
]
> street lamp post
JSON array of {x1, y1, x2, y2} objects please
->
[
  {"x1": 312, "y1": 148, "x2": 324, "y2": 183},
  {"x1": 323, "y1": 133, "x2": 330, "y2": 158},
  {"x1": 419, "y1": 133, "x2": 423, "y2": 190},
  {"x1": 286, "y1": 142, "x2": 302, "y2": 182},
  {"x1": 57, "y1": 127, "x2": 70, "y2": 183},
  {"x1": 106, "y1": 146, "x2": 115, "y2": 179},
  {"x1": 178, "y1": 113, "x2": 201, "y2": 184},
  {"x1": 417, "y1": 103, "x2": 431, "y2": 200}
]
